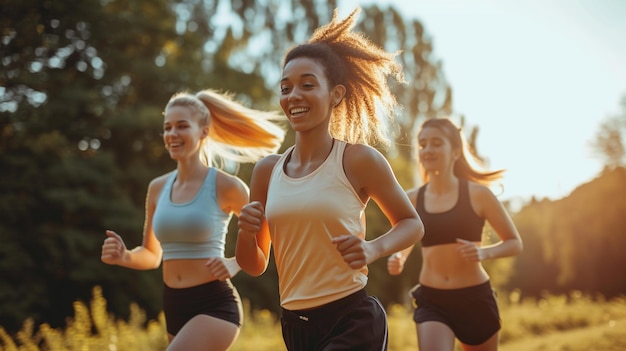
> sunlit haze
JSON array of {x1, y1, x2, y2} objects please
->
[{"x1": 339, "y1": 0, "x2": 626, "y2": 206}]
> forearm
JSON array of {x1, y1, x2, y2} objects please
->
[
  {"x1": 482, "y1": 238, "x2": 523, "y2": 260},
  {"x1": 369, "y1": 217, "x2": 424, "y2": 264},
  {"x1": 120, "y1": 246, "x2": 162, "y2": 270},
  {"x1": 235, "y1": 232, "x2": 268, "y2": 276},
  {"x1": 395, "y1": 245, "x2": 416, "y2": 260}
]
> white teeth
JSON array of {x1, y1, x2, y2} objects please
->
[
  {"x1": 169, "y1": 142, "x2": 182, "y2": 147},
  {"x1": 290, "y1": 107, "x2": 309, "y2": 115}
]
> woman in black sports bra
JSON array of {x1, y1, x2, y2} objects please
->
[{"x1": 387, "y1": 118, "x2": 523, "y2": 351}]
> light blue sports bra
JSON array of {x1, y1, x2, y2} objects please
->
[{"x1": 153, "y1": 168, "x2": 232, "y2": 260}]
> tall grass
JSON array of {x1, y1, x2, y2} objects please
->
[{"x1": 1, "y1": 287, "x2": 625, "y2": 351}]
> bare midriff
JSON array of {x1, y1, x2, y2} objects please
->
[
  {"x1": 162, "y1": 258, "x2": 219, "y2": 288},
  {"x1": 419, "y1": 243, "x2": 489, "y2": 289}
]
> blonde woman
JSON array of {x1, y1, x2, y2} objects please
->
[
  {"x1": 388, "y1": 118, "x2": 523, "y2": 351},
  {"x1": 101, "y1": 89, "x2": 285, "y2": 351},
  {"x1": 236, "y1": 8, "x2": 424, "y2": 351}
]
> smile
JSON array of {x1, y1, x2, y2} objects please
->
[{"x1": 289, "y1": 107, "x2": 310, "y2": 116}]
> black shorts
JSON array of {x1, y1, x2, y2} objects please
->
[
  {"x1": 411, "y1": 281, "x2": 500, "y2": 345},
  {"x1": 281, "y1": 289, "x2": 388, "y2": 351},
  {"x1": 163, "y1": 279, "x2": 243, "y2": 335}
]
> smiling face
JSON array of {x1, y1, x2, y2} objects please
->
[
  {"x1": 418, "y1": 126, "x2": 460, "y2": 176},
  {"x1": 162, "y1": 105, "x2": 208, "y2": 162},
  {"x1": 279, "y1": 57, "x2": 344, "y2": 134}
]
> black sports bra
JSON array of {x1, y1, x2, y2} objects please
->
[{"x1": 416, "y1": 179, "x2": 485, "y2": 247}]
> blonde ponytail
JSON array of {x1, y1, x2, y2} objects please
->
[{"x1": 166, "y1": 89, "x2": 286, "y2": 167}]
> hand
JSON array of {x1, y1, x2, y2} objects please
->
[
  {"x1": 387, "y1": 252, "x2": 406, "y2": 276},
  {"x1": 456, "y1": 238, "x2": 486, "y2": 262},
  {"x1": 237, "y1": 201, "x2": 265, "y2": 239},
  {"x1": 101, "y1": 230, "x2": 127, "y2": 265},
  {"x1": 205, "y1": 257, "x2": 240, "y2": 281},
  {"x1": 331, "y1": 235, "x2": 372, "y2": 270}
]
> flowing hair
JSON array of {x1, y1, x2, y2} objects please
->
[
  {"x1": 415, "y1": 118, "x2": 504, "y2": 186},
  {"x1": 283, "y1": 7, "x2": 405, "y2": 147},
  {"x1": 165, "y1": 89, "x2": 286, "y2": 167}
]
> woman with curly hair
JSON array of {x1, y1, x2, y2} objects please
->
[
  {"x1": 236, "y1": 8, "x2": 424, "y2": 351},
  {"x1": 101, "y1": 89, "x2": 285, "y2": 351}
]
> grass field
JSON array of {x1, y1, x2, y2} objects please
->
[{"x1": 1, "y1": 287, "x2": 625, "y2": 351}]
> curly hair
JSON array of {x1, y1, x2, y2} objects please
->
[{"x1": 283, "y1": 7, "x2": 405, "y2": 147}]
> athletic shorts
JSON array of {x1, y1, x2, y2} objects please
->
[
  {"x1": 281, "y1": 289, "x2": 388, "y2": 351},
  {"x1": 411, "y1": 281, "x2": 500, "y2": 345},
  {"x1": 162, "y1": 279, "x2": 243, "y2": 335}
]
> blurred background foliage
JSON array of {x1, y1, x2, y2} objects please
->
[{"x1": 1, "y1": 0, "x2": 625, "y2": 334}]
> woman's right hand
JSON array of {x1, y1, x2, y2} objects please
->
[
  {"x1": 237, "y1": 201, "x2": 265, "y2": 238},
  {"x1": 101, "y1": 230, "x2": 128, "y2": 265},
  {"x1": 387, "y1": 252, "x2": 406, "y2": 275}
]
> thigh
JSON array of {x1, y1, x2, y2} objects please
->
[
  {"x1": 460, "y1": 331, "x2": 499, "y2": 351},
  {"x1": 163, "y1": 280, "x2": 243, "y2": 336},
  {"x1": 417, "y1": 321, "x2": 456, "y2": 351},
  {"x1": 322, "y1": 296, "x2": 388, "y2": 351},
  {"x1": 166, "y1": 314, "x2": 240, "y2": 351}
]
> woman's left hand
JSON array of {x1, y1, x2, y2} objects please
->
[
  {"x1": 206, "y1": 257, "x2": 241, "y2": 281},
  {"x1": 331, "y1": 235, "x2": 373, "y2": 269},
  {"x1": 456, "y1": 238, "x2": 486, "y2": 262}
]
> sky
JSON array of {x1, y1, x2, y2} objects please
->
[{"x1": 339, "y1": 0, "x2": 626, "y2": 206}]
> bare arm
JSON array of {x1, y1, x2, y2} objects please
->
[
  {"x1": 333, "y1": 145, "x2": 424, "y2": 269},
  {"x1": 387, "y1": 189, "x2": 419, "y2": 275},
  {"x1": 235, "y1": 155, "x2": 279, "y2": 276},
  {"x1": 206, "y1": 170, "x2": 252, "y2": 279},
  {"x1": 457, "y1": 183, "x2": 523, "y2": 262},
  {"x1": 216, "y1": 170, "x2": 250, "y2": 217},
  {"x1": 101, "y1": 176, "x2": 165, "y2": 270}
]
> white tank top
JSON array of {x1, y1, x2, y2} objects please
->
[{"x1": 265, "y1": 140, "x2": 368, "y2": 310}]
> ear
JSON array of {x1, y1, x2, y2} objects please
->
[
  {"x1": 452, "y1": 147, "x2": 462, "y2": 161},
  {"x1": 200, "y1": 124, "x2": 209, "y2": 139},
  {"x1": 331, "y1": 84, "x2": 346, "y2": 107}
]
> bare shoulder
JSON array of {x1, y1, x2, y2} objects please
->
[
  {"x1": 215, "y1": 168, "x2": 249, "y2": 193},
  {"x1": 247, "y1": 154, "x2": 282, "y2": 186},
  {"x1": 249, "y1": 153, "x2": 283, "y2": 202},
  {"x1": 253, "y1": 154, "x2": 282, "y2": 176},
  {"x1": 343, "y1": 143, "x2": 388, "y2": 169},
  {"x1": 147, "y1": 172, "x2": 173, "y2": 196},
  {"x1": 145, "y1": 171, "x2": 174, "y2": 208},
  {"x1": 467, "y1": 180, "x2": 501, "y2": 216},
  {"x1": 467, "y1": 181, "x2": 497, "y2": 200},
  {"x1": 342, "y1": 143, "x2": 397, "y2": 199},
  {"x1": 214, "y1": 168, "x2": 250, "y2": 214}
]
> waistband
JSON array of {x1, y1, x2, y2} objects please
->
[
  {"x1": 415, "y1": 280, "x2": 492, "y2": 297},
  {"x1": 163, "y1": 279, "x2": 232, "y2": 295},
  {"x1": 283, "y1": 289, "x2": 367, "y2": 322}
]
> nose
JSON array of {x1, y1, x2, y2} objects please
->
[
  {"x1": 163, "y1": 128, "x2": 178, "y2": 140},
  {"x1": 419, "y1": 144, "x2": 434, "y2": 155},
  {"x1": 287, "y1": 87, "x2": 302, "y2": 102}
]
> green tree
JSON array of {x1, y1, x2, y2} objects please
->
[
  {"x1": 507, "y1": 167, "x2": 626, "y2": 298},
  {"x1": 0, "y1": 0, "x2": 458, "y2": 331},
  {"x1": 0, "y1": 0, "x2": 277, "y2": 332}
]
